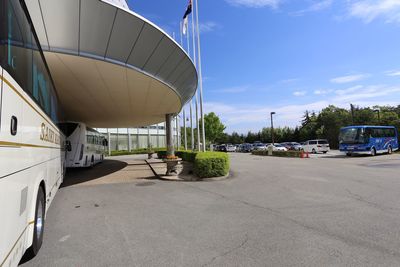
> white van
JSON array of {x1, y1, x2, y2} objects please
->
[{"x1": 303, "y1": 139, "x2": 330, "y2": 154}]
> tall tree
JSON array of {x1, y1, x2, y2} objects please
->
[{"x1": 203, "y1": 112, "x2": 226, "y2": 144}]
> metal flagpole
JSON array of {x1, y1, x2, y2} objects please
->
[
  {"x1": 194, "y1": 0, "x2": 206, "y2": 152},
  {"x1": 180, "y1": 22, "x2": 183, "y2": 47},
  {"x1": 190, "y1": 100, "x2": 194, "y2": 150},
  {"x1": 190, "y1": 7, "x2": 200, "y2": 151},
  {"x1": 183, "y1": 108, "x2": 187, "y2": 150},
  {"x1": 186, "y1": 19, "x2": 190, "y2": 55},
  {"x1": 195, "y1": 93, "x2": 200, "y2": 151}
]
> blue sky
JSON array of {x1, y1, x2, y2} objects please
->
[{"x1": 128, "y1": 0, "x2": 400, "y2": 133}]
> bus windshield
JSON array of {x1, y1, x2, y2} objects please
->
[{"x1": 339, "y1": 127, "x2": 368, "y2": 144}]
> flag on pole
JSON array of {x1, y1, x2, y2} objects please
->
[{"x1": 182, "y1": 0, "x2": 192, "y2": 35}]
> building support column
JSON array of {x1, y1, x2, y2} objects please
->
[
  {"x1": 183, "y1": 108, "x2": 188, "y2": 150},
  {"x1": 127, "y1": 128, "x2": 132, "y2": 152},
  {"x1": 137, "y1": 128, "x2": 139, "y2": 149},
  {"x1": 107, "y1": 130, "x2": 111, "y2": 156},
  {"x1": 156, "y1": 124, "x2": 160, "y2": 148},
  {"x1": 116, "y1": 128, "x2": 119, "y2": 151},
  {"x1": 147, "y1": 126, "x2": 151, "y2": 149},
  {"x1": 166, "y1": 114, "x2": 175, "y2": 157}
]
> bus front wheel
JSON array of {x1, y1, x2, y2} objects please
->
[
  {"x1": 371, "y1": 147, "x2": 376, "y2": 156},
  {"x1": 27, "y1": 186, "x2": 45, "y2": 257},
  {"x1": 388, "y1": 146, "x2": 393, "y2": 154}
]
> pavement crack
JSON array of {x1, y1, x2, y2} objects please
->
[
  {"x1": 202, "y1": 235, "x2": 249, "y2": 267},
  {"x1": 345, "y1": 189, "x2": 394, "y2": 212}
]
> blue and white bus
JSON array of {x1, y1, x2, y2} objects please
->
[{"x1": 339, "y1": 126, "x2": 399, "y2": 156}]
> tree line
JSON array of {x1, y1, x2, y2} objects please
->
[{"x1": 187, "y1": 105, "x2": 400, "y2": 149}]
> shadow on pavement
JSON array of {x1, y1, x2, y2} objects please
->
[{"x1": 61, "y1": 159, "x2": 128, "y2": 188}]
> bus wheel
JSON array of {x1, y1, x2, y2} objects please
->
[
  {"x1": 27, "y1": 186, "x2": 45, "y2": 257},
  {"x1": 371, "y1": 147, "x2": 376, "y2": 156},
  {"x1": 312, "y1": 149, "x2": 316, "y2": 154},
  {"x1": 346, "y1": 153, "x2": 352, "y2": 157},
  {"x1": 388, "y1": 146, "x2": 393, "y2": 154}
]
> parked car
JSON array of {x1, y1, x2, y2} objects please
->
[
  {"x1": 271, "y1": 143, "x2": 288, "y2": 151},
  {"x1": 218, "y1": 144, "x2": 227, "y2": 152},
  {"x1": 253, "y1": 143, "x2": 267, "y2": 151},
  {"x1": 242, "y1": 143, "x2": 253, "y2": 152},
  {"x1": 303, "y1": 139, "x2": 330, "y2": 154},
  {"x1": 282, "y1": 142, "x2": 303, "y2": 151},
  {"x1": 226, "y1": 144, "x2": 237, "y2": 152}
]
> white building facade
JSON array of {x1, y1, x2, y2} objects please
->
[{"x1": 98, "y1": 121, "x2": 182, "y2": 151}]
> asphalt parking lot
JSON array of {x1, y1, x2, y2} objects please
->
[{"x1": 22, "y1": 152, "x2": 400, "y2": 266}]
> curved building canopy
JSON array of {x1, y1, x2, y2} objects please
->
[{"x1": 26, "y1": 0, "x2": 197, "y2": 127}]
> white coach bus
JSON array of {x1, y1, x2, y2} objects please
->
[
  {"x1": 58, "y1": 122, "x2": 107, "y2": 168},
  {"x1": 0, "y1": 0, "x2": 65, "y2": 266}
]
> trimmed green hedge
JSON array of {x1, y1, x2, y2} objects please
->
[
  {"x1": 157, "y1": 150, "x2": 198, "y2": 162},
  {"x1": 176, "y1": 151, "x2": 198, "y2": 163},
  {"x1": 194, "y1": 152, "x2": 230, "y2": 178},
  {"x1": 111, "y1": 149, "x2": 152, "y2": 156},
  {"x1": 252, "y1": 150, "x2": 303, "y2": 158},
  {"x1": 156, "y1": 150, "x2": 167, "y2": 159},
  {"x1": 157, "y1": 150, "x2": 230, "y2": 178}
]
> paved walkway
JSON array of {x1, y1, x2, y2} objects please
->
[{"x1": 61, "y1": 155, "x2": 155, "y2": 187}]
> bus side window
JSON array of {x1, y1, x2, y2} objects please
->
[{"x1": 365, "y1": 128, "x2": 372, "y2": 138}]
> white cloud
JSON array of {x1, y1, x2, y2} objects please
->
[
  {"x1": 333, "y1": 84, "x2": 400, "y2": 102},
  {"x1": 225, "y1": 0, "x2": 281, "y2": 8},
  {"x1": 385, "y1": 70, "x2": 400, "y2": 76},
  {"x1": 330, "y1": 74, "x2": 369, "y2": 84},
  {"x1": 292, "y1": 0, "x2": 333, "y2": 16},
  {"x1": 334, "y1": 85, "x2": 363, "y2": 95},
  {"x1": 348, "y1": 0, "x2": 400, "y2": 24},
  {"x1": 202, "y1": 83, "x2": 400, "y2": 133},
  {"x1": 279, "y1": 78, "x2": 300, "y2": 84},
  {"x1": 199, "y1": 22, "x2": 221, "y2": 33},
  {"x1": 293, "y1": 91, "x2": 307, "y2": 96},
  {"x1": 314, "y1": 89, "x2": 333, "y2": 95},
  {"x1": 204, "y1": 100, "x2": 330, "y2": 132}
]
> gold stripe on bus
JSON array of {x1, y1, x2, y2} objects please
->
[
  {"x1": 0, "y1": 76, "x2": 60, "y2": 134},
  {"x1": 0, "y1": 223, "x2": 30, "y2": 267},
  {"x1": 0, "y1": 140, "x2": 60, "y2": 149}
]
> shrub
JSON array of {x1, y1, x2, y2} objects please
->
[
  {"x1": 194, "y1": 152, "x2": 230, "y2": 178},
  {"x1": 110, "y1": 149, "x2": 152, "y2": 156},
  {"x1": 176, "y1": 151, "x2": 198, "y2": 163},
  {"x1": 272, "y1": 151, "x2": 302, "y2": 157},
  {"x1": 251, "y1": 150, "x2": 302, "y2": 158},
  {"x1": 157, "y1": 150, "x2": 198, "y2": 162},
  {"x1": 251, "y1": 150, "x2": 268, "y2": 156},
  {"x1": 156, "y1": 150, "x2": 167, "y2": 159}
]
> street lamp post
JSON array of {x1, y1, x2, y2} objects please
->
[
  {"x1": 270, "y1": 112, "x2": 276, "y2": 145},
  {"x1": 374, "y1": 109, "x2": 381, "y2": 124}
]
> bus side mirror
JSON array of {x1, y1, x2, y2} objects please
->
[{"x1": 65, "y1": 141, "x2": 72, "y2": 151}]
